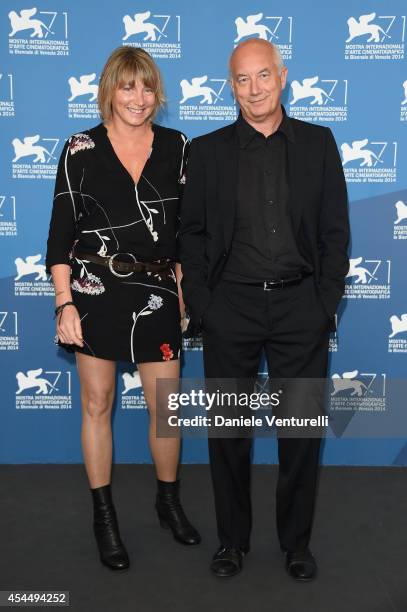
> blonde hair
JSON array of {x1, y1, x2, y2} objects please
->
[{"x1": 98, "y1": 46, "x2": 165, "y2": 121}]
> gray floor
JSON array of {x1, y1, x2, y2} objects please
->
[{"x1": 2, "y1": 465, "x2": 407, "y2": 612}]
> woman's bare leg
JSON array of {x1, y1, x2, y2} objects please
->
[
  {"x1": 76, "y1": 352, "x2": 129, "y2": 569},
  {"x1": 76, "y1": 353, "x2": 116, "y2": 488},
  {"x1": 137, "y1": 359, "x2": 180, "y2": 481}
]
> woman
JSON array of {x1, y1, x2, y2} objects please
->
[{"x1": 46, "y1": 46, "x2": 200, "y2": 571}]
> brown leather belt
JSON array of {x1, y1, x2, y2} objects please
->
[{"x1": 73, "y1": 250, "x2": 173, "y2": 277}]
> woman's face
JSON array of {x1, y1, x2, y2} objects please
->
[{"x1": 111, "y1": 78, "x2": 156, "y2": 127}]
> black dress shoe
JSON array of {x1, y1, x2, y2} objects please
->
[
  {"x1": 155, "y1": 479, "x2": 201, "y2": 545},
  {"x1": 91, "y1": 485, "x2": 130, "y2": 571},
  {"x1": 285, "y1": 549, "x2": 317, "y2": 582},
  {"x1": 210, "y1": 546, "x2": 245, "y2": 578}
]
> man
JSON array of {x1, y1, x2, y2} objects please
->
[{"x1": 179, "y1": 39, "x2": 349, "y2": 580}]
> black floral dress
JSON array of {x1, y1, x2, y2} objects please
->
[{"x1": 46, "y1": 123, "x2": 188, "y2": 363}]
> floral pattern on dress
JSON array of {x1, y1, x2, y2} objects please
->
[
  {"x1": 130, "y1": 294, "x2": 164, "y2": 362},
  {"x1": 70, "y1": 257, "x2": 105, "y2": 295},
  {"x1": 148, "y1": 295, "x2": 164, "y2": 310},
  {"x1": 71, "y1": 274, "x2": 105, "y2": 295},
  {"x1": 69, "y1": 133, "x2": 95, "y2": 156},
  {"x1": 135, "y1": 183, "x2": 159, "y2": 242},
  {"x1": 160, "y1": 343, "x2": 174, "y2": 361},
  {"x1": 146, "y1": 265, "x2": 176, "y2": 283}
]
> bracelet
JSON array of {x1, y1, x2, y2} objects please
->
[{"x1": 54, "y1": 301, "x2": 76, "y2": 319}]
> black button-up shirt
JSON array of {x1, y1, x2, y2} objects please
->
[{"x1": 223, "y1": 108, "x2": 313, "y2": 282}]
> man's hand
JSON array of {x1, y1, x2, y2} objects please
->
[{"x1": 181, "y1": 315, "x2": 202, "y2": 339}]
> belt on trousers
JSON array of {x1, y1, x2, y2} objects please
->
[
  {"x1": 230, "y1": 273, "x2": 311, "y2": 291},
  {"x1": 73, "y1": 250, "x2": 173, "y2": 277}
]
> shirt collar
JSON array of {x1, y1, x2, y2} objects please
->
[{"x1": 236, "y1": 105, "x2": 295, "y2": 148}]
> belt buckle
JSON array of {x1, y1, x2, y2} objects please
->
[
  {"x1": 108, "y1": 253, "x2": 137, "y2": 278},
  {"x1": 264, "y1": 280, "x2": 282, "y2": 291}
]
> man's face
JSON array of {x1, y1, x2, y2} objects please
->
[{"x1": 230, "y1": 43, "x2": 287, "y2": 126}]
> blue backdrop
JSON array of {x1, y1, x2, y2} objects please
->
[{"x1": 1, "y1": 0, "x2": 406, "y2": 465}]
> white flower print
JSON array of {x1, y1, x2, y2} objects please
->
[
  {"x1": 135, "y1": 184, "x2": 159, "y2": 242},
  {"x1": 148, "y1": 294, "x2": 163, "y2": 310},
  {"x1": 130, "y1": 294, "x2": 164, "y2": 362},
  {"x1": 152, "y1": 267, "x2": 176, "y2": 283},
  {"x1": 94, "y1": 231, "x2": 111, "y2": 256},
  {"x1": 178, "y1": 133, "x2": 188, "y2": 184},
  {"x1": 71, "y1": 258, "x2": 105, "y2": 295}
]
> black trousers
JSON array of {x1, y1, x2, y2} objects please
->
[{"x1": 202, "y1": 275, "x2": 330, "y2": 553}]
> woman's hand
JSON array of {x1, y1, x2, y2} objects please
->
[
  {"x1": 57, "y1": 305, "x2": 84, "y2": 347},
  {"x1": 175, "y1": 264, "x2": 189, "y2": 333},
  {"x1": 180, "y1": 312, "x2": 190, "y2": 333}
]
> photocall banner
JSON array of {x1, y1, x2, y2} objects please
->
[{"x1": 1, "y1": 0, "x2": 406, "y2": 465}]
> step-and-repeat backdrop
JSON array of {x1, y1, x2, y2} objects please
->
[{"x1": 1, "y1": 1, "x2": 406, "y2": 464}]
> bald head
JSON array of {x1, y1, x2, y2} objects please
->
[
  {"x1": 227, "y1": 37, "x2": 288, "y2": 135},
  {"x1": 229, "y1": 39, "x2": 284, "y2": 76}
]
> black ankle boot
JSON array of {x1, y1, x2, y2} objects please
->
[
  {"x1": 155, "y1": 479, "x2": 201, "y2": 545},
  {"x1": 91, "y1": 484, "x2": 130, "y2": 570}
]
